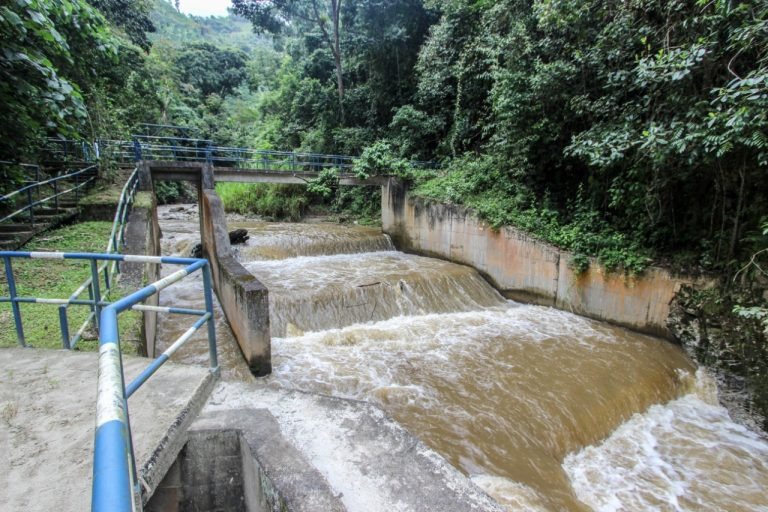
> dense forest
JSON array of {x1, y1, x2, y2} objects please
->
[{"x1": 1, "y1": 1, "x2": 767, "y2": 420}]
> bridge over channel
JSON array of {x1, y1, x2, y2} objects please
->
[{"x1": 135, "y1": 158, "x2": 404, "y2": 377}]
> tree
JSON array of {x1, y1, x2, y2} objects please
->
[
  {"x1": 86, "y1": 0, "x2": 156, "y2": 52},
  {"x1": 0, "y1": 0, "x2": 117, "y2": 159},
  {"x1": 232, "y1": 0, "x2": 346, "y2": 121},
  {"x1": 175, "y1": 43, "x2": 249, "y2": 98}
]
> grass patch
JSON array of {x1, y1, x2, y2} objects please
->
[
  {"x1": 78, "y1": 185, "x2": 122, "y2": 207},
  {"x1": 216, "y1": 182, "x2": 309, "y2": 221},
  {"x1": 0, "y1": 221, "x2": 140, "y2": 353}
]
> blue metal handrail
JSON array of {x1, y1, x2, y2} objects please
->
[
  {"x1": 91, "y1": 253, "x2": 217, "y2": 512},
  {"x1": 0, "y1": 164, "x2": 97, "y2": 225},
  {"x1": 43, "y1": 138, "x2": 97, "y2": 162},
  {"x1": 0, "y1": 250, "x2": 218, "y2": 512},
  {"x1": 57, "y1": 168, "x2": 140, "y2": 349}
]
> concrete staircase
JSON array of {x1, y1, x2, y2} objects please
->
[{"x1": 0, "y1": 166, "x2": 98, "y2": 250}]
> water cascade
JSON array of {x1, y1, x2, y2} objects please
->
[{"x1": 154, "y1": 205, "x2": 768, "y2": 511}]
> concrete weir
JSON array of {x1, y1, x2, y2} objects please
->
[
  {"x1": 0, "y1": 347, "x2": 215, "y2": 511},
  {"x1": 147, "y1": 384, "x2": 505, "y2": 512}
]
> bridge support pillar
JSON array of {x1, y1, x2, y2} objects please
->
[{"x1": 138, "y1": 161, "x2": 153, "y2": 191}]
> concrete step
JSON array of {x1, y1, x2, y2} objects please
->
[
  {"x1": 0, "y1": 239, "x2": 19, "y2": 249},
  {"x1": 33, "y1": 207, "x2": 77, "y2": 216},
  {"x1": 1, "y1": 348, "x2": 215, "y2": 512},
  {"x1": 0, "y1": 231, "x2": 32, "y2": 241},
  {"x1": 0, "y1": 223, "x2": 46, "y2": 233},
  {"x1": 28, "y1": 213, "x2": 75, "y2": 222}
]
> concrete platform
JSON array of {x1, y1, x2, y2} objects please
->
[
  {"x1": 0, "y1": 347, "x2": 215, "y2": 511},
  {"x1": 196, "y1": 382, "x2": 505, "y2": 512}
]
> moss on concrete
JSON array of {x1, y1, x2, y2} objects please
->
[
  {"x1": 78, "y1": 185, "x2": 122, "y2": 207},
  {"x1": 134, "y1": 191, "x2": 153, "y2": 210}
]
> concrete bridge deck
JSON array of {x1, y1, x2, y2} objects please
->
[
  {"x1": 145, "y1": 160, "x2": 387, "y2": 186},
  {"x1": 0, "y1": 347, "x2": 215, "y2": 512}
]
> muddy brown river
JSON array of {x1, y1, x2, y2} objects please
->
[{"x1": 154, "y1": 204, "x2": 768, "y2": 511}]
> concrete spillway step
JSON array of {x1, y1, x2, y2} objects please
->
[
  {"x1": 146, "y1": 384, "x2": 504, "y2": 512},
  {"x1": 0, "y1": 231, "x2": 32, "y2": 241},
  {"x1": 0, "y1": 347, "x2": 216, "y2": 512},
  {"x1": 0, "y1": 223, "x2": 47, "y2": 233}
]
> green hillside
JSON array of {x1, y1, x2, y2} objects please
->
[{"x1": 150, "y1": 0, "x2": 268, "y2": 52}]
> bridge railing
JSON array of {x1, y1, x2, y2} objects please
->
[
  {"x1": 43, "y1": 138, "x2": 97, "y2": 162},
  {"x1": 40, "y1": 136, "x2": 441, "y2": 173},
  {"x1": 56, "y1": 168, "x2": 140, "y2": 349},
  {"x1": 0, "y1": 164, "x2": 97, "y2": 225},
  {"x1": 96, "y1": 140, "x2": 137, "y2": 163}
]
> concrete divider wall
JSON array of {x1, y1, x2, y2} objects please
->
[
  {"x1": 200, "y1": 188, "x2": 272, "y2": 376},
  {"x1": 135, "y1": 161, "x2": 272, "y2": 374},
  {"x1": 382, "y1": 179, "x2": 705, "y2": 338},
  {"x1": 123, "y1": 191, "x2": 161, "y2": 357}
]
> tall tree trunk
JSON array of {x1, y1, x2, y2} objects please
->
[
  {"x1": 331, "y1": 0, "x2": 344, "y2": 123},
  {"x1": 728, "y1": 165, "x2": 746, "y2": 264},
  {"x1": 312, "y1": 0, "x2": 345, "y2": 123}
]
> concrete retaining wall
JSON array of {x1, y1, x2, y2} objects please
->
[
  {"x1": 382, "y1": 179, "x2": 705, "y2": 338},
  {"x1": 200, "y1": 188, "x2": 272, "y2": 375}
]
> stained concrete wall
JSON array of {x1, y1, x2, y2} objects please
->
[
  {"x1": 200, "y1": 188, "x2": 272, "y2": 376},
  {"x1": 123, "y1": 191, "x2": 160, "y2": 357},
  {"x1": 382, "y1": 179, "x2": 707, "y2": 338}
]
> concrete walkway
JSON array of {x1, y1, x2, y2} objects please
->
[{"x1": 0, "y1": 347, "x2": 214, "y2": 512}]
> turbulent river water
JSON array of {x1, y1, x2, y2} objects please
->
[{"x1": 154, "y1": 204, "x2": 768, "y2": 511}]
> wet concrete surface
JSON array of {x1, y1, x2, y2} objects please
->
[{"x1": 0, "y1": 347, "x2": 214, "y2": 511}]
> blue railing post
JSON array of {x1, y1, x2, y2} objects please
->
[
  {"x1": 202, "y1": 264, "x2": 219, "y2": 374},
  {"x1": 88, "y1": 283, "x2": 96, "y2": 321},
  {"x1": 104, "y1": 264, "x2": 112, "y2": 291},
  {"x1": 3, "y1": 256, "x2": 25, "y2": 346},
  {"x1": 90, "y1": 260, "x2": 102, "y2": 329},
  {"x1": 26, "y1": 188, "x2": 33, "y2": 224},
  {"x1": 59, "y1": 305, "x2": 71, "y2": 349},
  {"x1": 132, "y1": 138, "x2": 142, "y2": 162}
]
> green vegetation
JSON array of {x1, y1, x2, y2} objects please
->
[
  {"x1": 149, "y1": 0, "x2": 267, "y2": 53},
  {"x1": 672, "y1": 284, "x2": 768, "y2": 429},
  {"x1": 0, "y1": 222, "x2": 140, "y2": 354},
  {"x1": 154, "y1": 180, "x2": 196, "y2": 204},
  {"x1": 413, "y1": 156, "x2": 651, "y2": 274},
  {"x1": 216, "y1": 183, "x2": 309, "y2": 221},
  {"x1": 3, "y1": 0, "x2": 768, "y2": 422}
]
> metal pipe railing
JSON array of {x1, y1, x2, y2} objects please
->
[
  {"x1": 0, "y1": 250, "x2": 218, "y2": 512},
  {"x1": 128, "y1": 139, "x2": 438, "y2": 171},
  {"x1": 57, "y1": 168, "x2": 139, "y2": 349},
  {"x1": 0, "y1": 165, "x2": 97, "y2": 224},
  {"x1": 90, "y1": 254, "x2": 217, "y2": 512}
]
